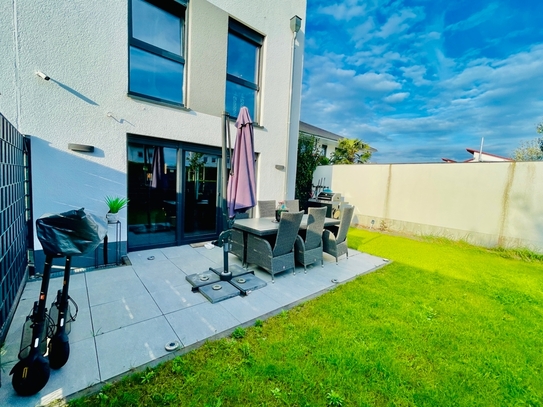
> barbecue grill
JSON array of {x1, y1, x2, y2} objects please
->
[{"x1": 308, "y1": 192, "x2": 342, "y2": 218}]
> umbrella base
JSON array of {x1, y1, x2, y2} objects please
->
[
  {"x1": 185, "y1": 270, "x2": 221, "y2": 292},
  {"x1": 199, "y1": 281, "x2": 240, "y2": 303},
  {"x1": 229, "y1": 273, "x2": 267, "y2": 295},
  {"x1": 210, "y1": 265, "x2": 249, "y2": 279}
]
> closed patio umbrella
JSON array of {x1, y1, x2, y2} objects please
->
[{"x1": 227, "y1": 106, "x2": 256, "y2": 218}]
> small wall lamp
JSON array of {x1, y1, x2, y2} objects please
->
[
  {"x1": 68, "y1": 143, "x2": 94, "y2": 153},
  {"x1": 290, "y1": 15, "x2": 302, "y2": 33},
  {"x1": 36, "y1": 71, "x2": 50, "y2": 81},
  {"x1": 275, "y1": 164, "x2": 285, "y2": 171}
]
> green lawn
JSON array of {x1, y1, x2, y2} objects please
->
[{"x1": 70, "y1": 229, "x2": 543, "y2": 407}]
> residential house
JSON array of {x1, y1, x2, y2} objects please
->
[
  {"x1": 299, "y1": 121, "x2": 376, "y2": 161},
  {"x1": 442, "y1": 148, "x2": 512, "y2": 163},
  {"x1": 0, "y1": 0, "x2": 307, "y2": 272}
]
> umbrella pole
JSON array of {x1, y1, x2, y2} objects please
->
[{"x1": 219, "y1": 112, "x2": 232, "y2": 281}]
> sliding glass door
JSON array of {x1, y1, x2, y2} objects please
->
[
  {"x1": 183, "y1": 150, "x2": 219, "y2": 237},
  {"x1": 127, "y1": 137, "x2": 222, "y2": 251}
]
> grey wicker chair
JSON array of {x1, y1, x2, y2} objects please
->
[
  {"x1": 257, "y1": 200, "x2": 276, "y2": 217},
  {"x1": 285, "y1": 199, "x2": 299, "y2": 212},
  {"x1": 230, "y1": 212, "x2": 249, "y2": 264},
  {"x1": 294, "y1": 206, "x2": 326, "y2": 272},
  {"x1": 246, "y1": 211, "x2": 303, "y2": 282},
  {"x1": 323, "y1": 205, "x2": 354, "y2": 264}
]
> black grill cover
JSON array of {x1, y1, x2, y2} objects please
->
[{"x1": 36, "y1": 208, "x2": 107, "y2": 256}]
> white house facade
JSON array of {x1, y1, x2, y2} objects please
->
[{"x1": 0, "y1": 0, "x2": 306, "y2": 267}]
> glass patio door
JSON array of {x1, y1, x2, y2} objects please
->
[
  {"x1": 183, "y1": 150, "x2": 219, "y2": 237},
  {"x1": 127, "y1": 138, "x2": 222, "y2": 251},
  {"x1": 127, "y1": 143, "x2": 178, "y2": 250}
]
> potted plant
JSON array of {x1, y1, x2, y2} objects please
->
[{"x1": 104, "y1": 196, "x2": 129, "y2": 223}]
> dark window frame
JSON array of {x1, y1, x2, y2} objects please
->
[
  {"x1": 128, "y1": 0, "x2": 187, "y2": 107},
  {"x1": 226, "y1": 19, "x2": 264, "y2": 123}
]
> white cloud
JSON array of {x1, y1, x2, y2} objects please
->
[
  {"x1": 353, "y1": 72, "x2": 402, "y2": 92},
  {"x1": 445, "y1": 3, "x2": 500, "y2": 32},
  {"x1": 376, "y1": 9, "x2": 419, "y2": 38},
  {"x1": 318, "y1": 0, "x2": 367, "y2": 21},
  {"x1": 384, "y1": 92, "x2": 410, "y2": 103},
  {"x1": 400, "y1": 65, "x2": 431, "y2": 86}
]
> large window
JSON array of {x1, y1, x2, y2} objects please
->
[
  {"x1": 226, "y1": 19, "x2": 263, "y2": 122},
  {"x1": 129, "y1": 0, "x2": 186, "y2": 105}
]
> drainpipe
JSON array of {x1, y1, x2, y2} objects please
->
[{"x1": 284, "y1": 15, "x2": 302, "y2": 200}]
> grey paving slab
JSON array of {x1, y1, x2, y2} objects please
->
[
  {"x1": 95, "y1": 316, "x2": 178, "y2": 380},
  {"x1": 91, "y1": 292, "x2": 162, "y2": 335},
  {"x1": 86, "y1": 270, "x2": 149, "y2": 307},
  {"x1": 150, "y1": 282, "x2": 208, "y2": 314},
  {"x1": 159, "y1": 245, "x2": 195, "y2": 259},
  {"x1": 85, "y1": 265, "x2": 137, "y2": 287},
  {"x1": 165, "y1": 301, "x2": 241, "y2": 347},
  {"x1": 218, "y1": 289, "x2": 282, "y2": 324},
  {"x1": 68, "y1": 306, "x2": 95, "y2": 344},
  {"x1": 194, "y1": 245, "x2": 224, "y2": 263},
  {"x1": 0, "y1": 337, "x2": 100, "y2": 407},
  {"x1": 133, "y1": 260, "x2": 189, "y2": 292},
  {"x1": 169, "y1": 253, "x2": 221, "y2": 274},
  {"x1": 127, "y1": 248, "x2": 169, "y2": 265}
]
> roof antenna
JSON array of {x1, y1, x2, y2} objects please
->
[{"x1": 478, "y1": 137, "x2": 484, "y2": 162}]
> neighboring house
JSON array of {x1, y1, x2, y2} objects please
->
[
  {"x1": 442, "y1": 148, "x2": 513, "y2": 163},
  {"x1": 0, "y1": 0, "x2": 306, "y2": 269},
  {"x1": 299, "y1": 121, "x2": 376, "y2": 160}
]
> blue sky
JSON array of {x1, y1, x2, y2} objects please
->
[{"x1": 300, "y1": 0, "x2": 543, "y2": 163}]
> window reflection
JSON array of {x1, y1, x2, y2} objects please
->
[
  {"x1": 129, "y1": 0, "x2": 185, "y2": 105},
  {"x1": 132, "y1": 0, "x2": 182, "y2": 56},
  {"x1": 130, "y1": 47, "x2": 183, "y2": 104},
  {"x1": 227, "y1": 33, "x2": 258, "y2": 82},
  {"x1": 225, "y1": 22, "x2": 262, "y2": 122},
  {"x1": 225, "y1": 81, "x2": 256, "y2": 118}
]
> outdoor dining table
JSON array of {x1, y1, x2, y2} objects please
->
[
  {"x1": 233, "y1": 215, "x2": 340, "y2": 236},
  {"x1": 232, "y1": 215, "x2": 340, "y2": 265}
]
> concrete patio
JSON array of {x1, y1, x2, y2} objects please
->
[{"x1": 0, "y1": 244, "x2": 388, "y2": 407}]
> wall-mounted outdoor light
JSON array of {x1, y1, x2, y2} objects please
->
[
  {"x1": 275, "y1": 164, "x2": 285, "y2": 171},
  {"x1": 36, "y1": 71, "x2": 50, "y2": 81},
  {"x1": 68, "y1": 143, "x2": 94, "y2": 153},
  {"x1": 290, "y1": 15, "x2": 302, "y2": 33}
]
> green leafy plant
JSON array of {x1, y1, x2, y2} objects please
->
[
  {"x1": 326, "y1": 390, "x2": 344, "y2": 406},
  {"x1": 104, "y1": 196, "x2": 129, "y2": 213},
  {"x1": 232, "y1": 327, "x2": 246, "y2": 339},
  {"x1": 140, "y1": 369, "x2": 155, "y2": 384}
]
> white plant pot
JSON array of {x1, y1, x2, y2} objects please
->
[{"x1": 106, "y1": 212, "x2": 119, "y2": 223}]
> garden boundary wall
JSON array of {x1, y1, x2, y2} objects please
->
[{"x1": 314, "y1": 161, "x2": 543, "y2": 252}]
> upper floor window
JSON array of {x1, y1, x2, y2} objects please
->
[
  {"x1": 226, "y1": 19, "x2": 263, "y2": 122},
  {"x1": 129, "y1": 0, "x2": 186, "y2": 106}
]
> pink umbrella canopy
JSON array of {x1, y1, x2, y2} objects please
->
[{"x1": 227, "y1": 106, "x2": 256, "y2": 218}]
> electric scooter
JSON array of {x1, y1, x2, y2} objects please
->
[
  {"x1": 10, "y1": 208, "x2": 106, "y2": 396},
  {"x1": 10, "y1": 255, "x2": 54, "y2": 396},
  {"x1": 48, "y1": 256, "x2": 78, "y2": 369}
]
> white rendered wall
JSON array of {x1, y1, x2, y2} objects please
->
[
  {"x1": 314, "y1": 161, "x2": 543, "y2": 251},
  {"x1": 0, "y1": 0, "x2": 306, "y2": 251}
]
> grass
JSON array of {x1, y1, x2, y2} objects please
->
[{"x1": 70, "y1": 229, "x2": 543, "y2": 406}]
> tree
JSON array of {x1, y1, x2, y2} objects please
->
[
  {"x1": 329, "y1": 138, "x2": 372, "y2": 164},
  {"x1": 295, "y1": 134, "x2": 322, "y2": 210},
  {"x1": 512, "y1": 122, "x2": 543, "y2": 161}
]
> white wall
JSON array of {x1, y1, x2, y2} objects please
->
[
  {"x1": 0, "y1": 0, "x2": 306, "y2": 251},
  {"x1": 314, "y1": 161, "x2": 543, "y2": 252}
]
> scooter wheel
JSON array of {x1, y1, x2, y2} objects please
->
[
  {"x1": 49, "y1": 334, "x2": 70, "y2": 369},
  {"x1": 11, "y1": 355, "x2": 50, "y2": 396}
]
